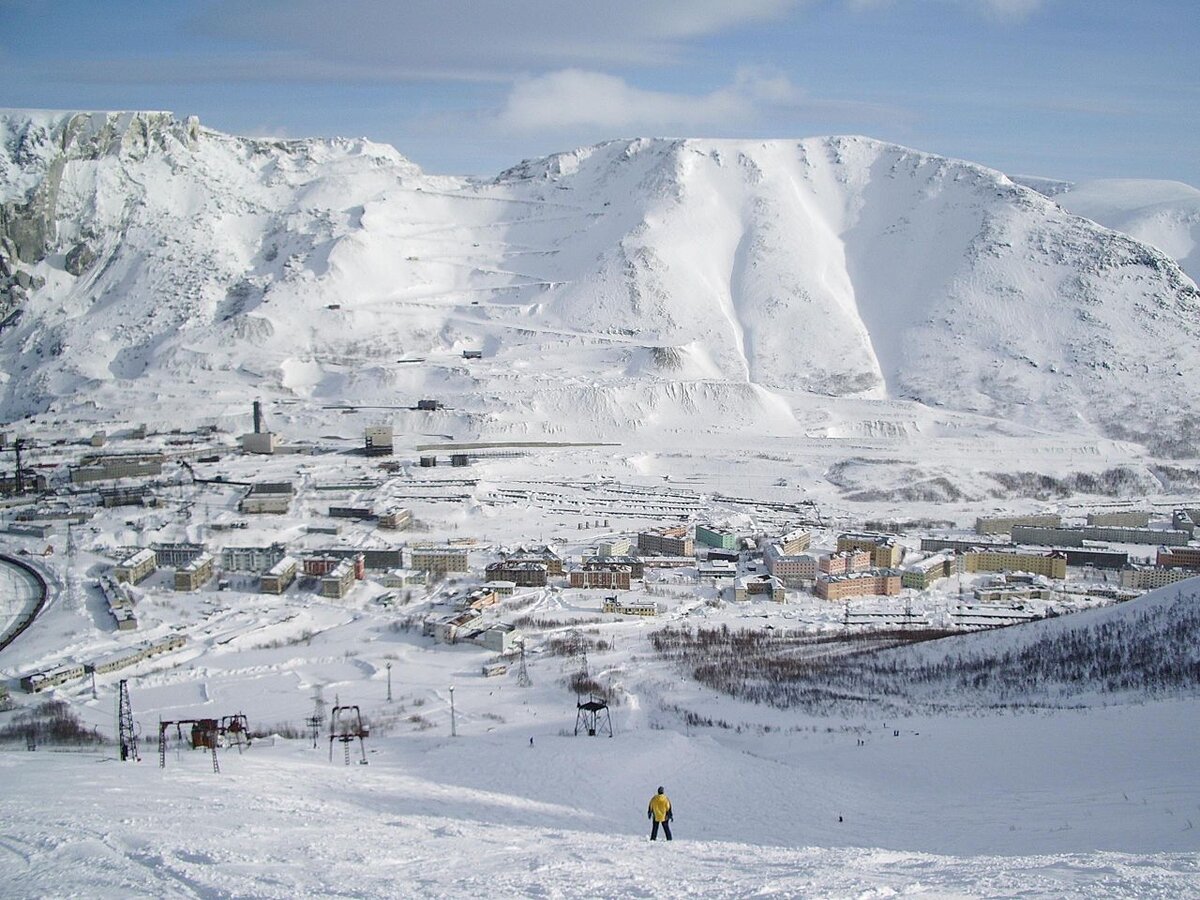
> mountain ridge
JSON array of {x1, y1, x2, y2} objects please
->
[{"x1": 1, "y1": 110, "x2": 1197, "y2": 459}]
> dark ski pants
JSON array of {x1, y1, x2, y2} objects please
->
[{"x1": 650, "y1": 820, "x2": 672, "y2": 841}]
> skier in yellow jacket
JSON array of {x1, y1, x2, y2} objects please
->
[{"x1": 647, "y1": 786, "x2": 673, "y2": 841}]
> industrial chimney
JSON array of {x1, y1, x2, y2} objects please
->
[{"x1": 253, "y1": 400, "x2": 263, "y2": 434}]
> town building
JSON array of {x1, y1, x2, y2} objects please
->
[
  {"x1": 364, "y1": 425, "x2": 393, "y2": 456},
  {"x1": 637, "y1": 526, "x2": 693, "y2": 557},
  {"x1": 409, "y1": 546, "x2": 470, "y2": 575},
  {"x1": 1013, "y1": 524, "x2": 1190, "y2": 547},
  {"x1": 697, "y1": 559, "x2": 737, "y2": 579},
  {"x1": 763, "y1": 544, "x2": 818, "y2": 585},
  {"x1": 597, "y1": 538, "x2": 632, "y2": 557},
  {"x1": 305, "y1": 552, "x2": 365, "y2": 580},
  {"x1": 378, "y1": 508, "x2": 413, "y2": 530},
  {"x1": 778, "y1": 528, "x2": 812, "y2": 555},
  {"x1": 1172, "y1": 509, "x2": 1200, "y2": 536},
  {"x1": 379, "y1": 569, "x2": 430, "y2": 589},
  {"x1": 819, "y1": 549, "x2": 872, "y2": 577},
  {"x1": 99, "y1": 576, "x2": 137, "y2": 631},
  {"x1": 973, "y1": 584, "x2": 1053, "y2": 603},
  {"x1": 426, "y1": 609, "x2": 484, "y2": 643},
  {"x1": 901, "y1": 552, "x2": 959, "y2": 590},
  {"x1": 1119, "y1": 566, "x2": 1198, "y2": 590},
  {"x1": 602, "y1": 597, "x2": 659, "y2": 616},
  {"x1": 1087, "y1": 510, "x2": 1153, "y2": 528},
  {"x1": 581, "y1": 555, "x2": 644, "y2": 579},
  {"x1": 151, "y1": 542, "x2": 207, "y2": 567},
  {"x1": 975, "y1": 514, "x2": 1061, "y2": 535},
  {"x1": 837, "y1": 533, "x2": 903, "y2": 568},
  {"x1": 69, "y1": 453, "x2": 165, "y2": 484},
  {"x1": 962, "y1": 550, "x2": 1067, "y2": 579},
  {"x1": 504, "y1": 546, "x2": 564, "y2": 576},
  {"x1": 260, "y1": 556, "x2": 298, "y2": 594},
  {"x1": 174, "y1": 552, "x2": 214, "y2": 591},
  {"x1": 239, "y1": 482, "x2": 295, "y2": 515},
  {"x1": 733, "y1": 574, "x2": 786, "y2": 603},
  {"x1": 221, "y1": 543, "x2": 288, "y2": 573},
  {"x1": 568, "y1": 566, "x2": 632, "y2": 590},
  {"x1": 329, "y1": 506, "x2": 375, "y2": 521},
  {"x1": 319, "y1": 559, "x2": 357, "y2": 599},
  {"x1": 921, "y1": 536, "x2": 1012, "y2": 554},
  {"x1": 485, "y1": 561, "x2": 548, "y2": 587},
  {"x1": 815, "y1": 570, "x2": 902, "y2": 601},
  {"x1": 98, "y1": 485, "x2": 154, "y2": 508},
  {"x1": 1156, "y1": 547, "x2": 1200, "y2": 569},
  {"x1": 317, "y1": 547, "x2": 403, "y2": 571},
  {"x1": 114, "y1": 548, "x2": 157, "y2": 585},
  {"x1": 696, "y1": 524, "x2": 737, "y2": 550},
  {"x1": 466, "y1": 622, "x2": 522, "y2": 654}
]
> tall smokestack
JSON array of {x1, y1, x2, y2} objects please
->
[{"x1": 253, "y1": 400, "x2": 263, "y2": 434}]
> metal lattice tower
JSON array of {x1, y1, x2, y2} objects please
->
[
  {"x1": 517, "y1": 643, "x2": 532, "y2": 688},
  {"x1": 117, "y1": 680, "x2": 138, "y2": 761}
]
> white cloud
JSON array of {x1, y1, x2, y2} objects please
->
[
  {"x1": 845, "y1": 0, "x2": 1045, "y2": 20},
  {"x1": 492, "y1": 68, "x2": 904, "y2": 136}
]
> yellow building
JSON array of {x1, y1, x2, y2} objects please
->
[
  {"x1": 837, "y1": 533, "x2": 903, "y2": 568},
  {"x1": 963, "y1": 550, "x2": 1066, "y2": 579}
]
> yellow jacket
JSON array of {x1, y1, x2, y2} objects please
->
[{"x1": 648, "y1": 792, "x2": 672, "y2": 823}]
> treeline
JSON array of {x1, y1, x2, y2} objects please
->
[
  {"x1": 649, "y1": 591, "x2": 1200, "y2": 713},
  {"x1": 0, "y1": 699, "x2": 105, "y2": 747}
]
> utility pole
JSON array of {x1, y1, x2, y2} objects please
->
[
  {"x1": 386, "y1": 662, "x2": 392, "y2": 703},
  {"x1": 449, "y1": 685, "x2": 457, "y2": 737}
]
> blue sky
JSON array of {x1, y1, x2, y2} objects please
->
[{"x1": 1, "y1": 0, "x2": 1196, "y2": 183}]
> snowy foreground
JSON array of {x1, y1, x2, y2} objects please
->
[{"x1": 4, "y1": 700, "x2": 1199, "y2": 898}]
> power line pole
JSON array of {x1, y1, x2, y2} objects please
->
[
  {"x1": 386, "y1": 662, "x2": 393, "y2": 703},
  {"x1": 449, "y1": 685, "x2": 457, "y2": 737}
]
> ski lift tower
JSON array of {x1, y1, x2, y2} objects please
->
[
  {"x1": 574, "y1": 695, "x2": 613, "y2": 738},
  {"x1": 117, "y1": 680, "x2": 138, "y2": 761},
  {"x1": 329, "y1": 705, "x2": 369, "y2": 765}
]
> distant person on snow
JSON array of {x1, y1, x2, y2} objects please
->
[{"x1": 647, "y1": 786, "x2": 673, "y2": 841}]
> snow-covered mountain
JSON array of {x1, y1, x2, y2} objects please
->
[
  {"x1": 1016, "y1": 175, "x2": 1200, "y2": 285},
  {"x1": 2, "y1": 110, "x2": 1198, "y2": 456}
]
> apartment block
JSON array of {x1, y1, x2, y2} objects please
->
[
  {"x1": 815, "y1": 569, "x2": 902, "y2": 601},
  {"x1": 260, "y1": 556, "x2": 298, "y2": 594},
  {"x1": 1119, "y1": 566, "x2": 1198, "y2": 590},
  {"x1": 764, "y1": 544, "x2": 818, "y2": 585},
  {"x1": 778, "y1": 528, "x2": 812, "y2": 555},
  {"x1": 319, "y1": 559, "x2": 357, "y2": 599},
  {"x1": 486, "y1": 561, "x2": 548, "y2": 587},
  {"x1": 819, "y1": 549, "x2": 872, "y2": 576},
  {"x1": 901, "y1": 552, "x2": 959, "y2": 590},
  {"x1": 837, "y1": 533, "x2": 903, "y2": 568},
  {"x1": 114, "y1": 548, "x2": 157, "y2": 585},
  {"x1": 1087, "y1": 510, "x2": 1152, "y2": 528},
  {"x1": 963, "y1": 550, "x2": 1067, "y2": 580},
  {"x1": 409, "y1": 546, "x2": 470, "y2": 575},
  {"x1": 174, "y1": 552, "x2": 214, "y2": 591},
  {"x1": 1155, "y1": 547, "x2": 1200, "y2": 569},
  {"x1": 637, "y1": 526, "x2": 694, "y2": 557},
  {"x1": 733, "y1": 574, "x2": 786, "y2": 603},
  {"x1": 975, "y1": 514, "x2": 1061, "y2": 535},
  {"x1": 696, "y1": 524, "x2": 737, "y2": 550}
]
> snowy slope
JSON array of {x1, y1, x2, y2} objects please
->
[
  {"x1": 2, "y1": 112, "x2": 1199, "y2": 459},
  {"x1": 1017, "y1": 175, "x2": 1200, "y2": 285}
]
